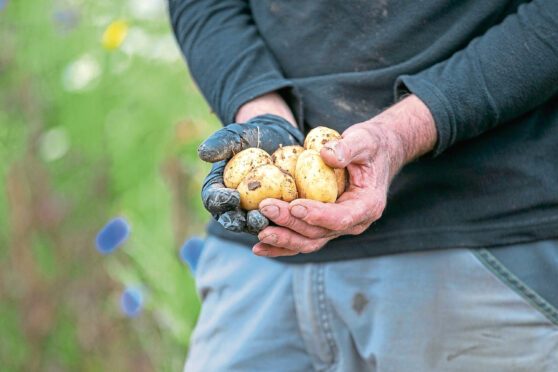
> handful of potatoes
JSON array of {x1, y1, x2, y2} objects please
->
[{"x1": 223, "y1": 127, "x2": 347, "y2": 210}]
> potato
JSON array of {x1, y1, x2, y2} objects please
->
[
  {"x1": 224, "y1": 129, "x2": 346, "y2": 212},
  {"x1": 224, "y1": 148, "x2": 272, "y2": 189},
  {"x1": 335, "y1": 168, "x2": 347, "y2": 197},
  {"x1": 271, "y1": 145, "x2": 304, "y2": 177},
  {"x1": 303, "y1": 127, "x2": 346, "y2": 198},
  {"x1": 295, "y1": 150, "x2": 338, "y2": 203},
  {"x1": 237, "y1": 165, "x2": 298, "y2": 210},
  {"x1": 304, "y1": 126, "x2": 342, "y2": 152}
]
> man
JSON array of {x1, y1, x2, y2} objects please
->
[{"x1": 170, "y1": 1, "x2": 558, "y2": 371}]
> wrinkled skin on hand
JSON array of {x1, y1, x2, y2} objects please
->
[{"x1": 199, "y1": 114, "x2": 304, "y2": 234}]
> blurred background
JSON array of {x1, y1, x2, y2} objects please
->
[{"x1": 0, "y1": 0, "x2": 220, "y2": 370}]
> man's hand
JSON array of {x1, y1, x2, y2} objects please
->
[
  {"x1": 200, "y1": 113, "x2": 304, "y2": 234},
  {"x1": 252, "y1": 95, "x2": 437, "y2": 257}
]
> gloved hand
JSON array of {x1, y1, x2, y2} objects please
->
[{"x1": 199, "y1": 114, "x2": 304, "y2": 234}]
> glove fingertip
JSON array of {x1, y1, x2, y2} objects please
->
[
  {"x1": 245, "y1": 210, "x2": 269, "y2": 235},
  {"x1": 199, "y1": 128, "x2": 245, "y2": 162},
  {"x1": 198, "y1": 142, "x2": 224, "y2": 162},
  {"x1": 203, "y1": 187, "x2": 240, "y2": 215},
  {"x1": 218, "y1": 210, "x2": 246, "y2": 233}
]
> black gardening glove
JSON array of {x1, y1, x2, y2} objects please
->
[{"x1": 199, "y1": 114, "x2": 304, "y2": 234}]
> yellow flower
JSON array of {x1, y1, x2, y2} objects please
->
[{"x1": 102, "y1": 20, "x2": 128, "y2": 50}]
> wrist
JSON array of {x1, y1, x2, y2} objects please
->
[
  {"x1": 354, "y1": 95, "x2": 436, "y2": 179},
  {"x1": 235, "y1": 92, "x2": 297, "y2": 128},
  {"x1": 374, "y1": 94, "x2": 437, "y2": 165}
]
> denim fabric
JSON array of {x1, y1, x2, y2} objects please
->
[{"x1": 185, "y1": 237, "x2": 558, "y2": 372}]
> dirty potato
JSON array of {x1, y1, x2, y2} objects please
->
[
  {"x1": 237, "y1": 165, "x2": 298, "y2": 210},
  {"x1": 295, "y1": 149, "x2": 338, "y2": 203},
  {"x1": 271, "y1": 145, "x2": 304, "y2": 178},
  {"x1": 223, "y1": 148, "x2": 272, "y2": 189},
  {"x1": 335, "y1": 168, "x2": 347, "y2": 197},
  {"x1": 304, "y1": 126, "x2": 342, "y2": 152},
  {"x1": 303, "y1": 127, "x2": 346, "y2": 198}
]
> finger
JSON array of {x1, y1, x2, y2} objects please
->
[
  {"x1": 259, "y1": 199, "x2": 330, "y2": 239},
  {"x1": 201, "y1": 160, "x2": 226, "y2": 192},
  {"x1": 289, "y1": 194, "x2": 383, "y2": 231},
  {"x1": 201, "y1": 160, "x2": 241, "y2": 215},
  {"x1": 345, "y1": 219, "x2": 374, "y2": 236},
  {"x1": 218, "y1": 209, "x2": 246, "y2": 232},
  {"x1": 252, "y1": 243, "x2": 299, "y2": 258},
  {"x1": 258, "y1": 226, "x2": 332, "y2": 253},
  {"x1": 320, "y1": 127, "x2": 380, "y2": 168},
  {"x1": 202, "y1": 185, "x2": 241, "y2": 215},
  {"x1": 198, "y1": 124, "x2": 246, "y2": 162},
  {"x1": 244, "y1": 210, "x2": 269, "y2": 235}
]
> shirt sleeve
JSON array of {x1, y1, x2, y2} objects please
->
[
  {"x1": 395, "y1": 0, "x2": 558, "y2": 156},
  {"x1": 168, "y1": 0, "x2": 301, "y2": 125}
]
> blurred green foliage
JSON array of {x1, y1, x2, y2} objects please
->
[{"x1": 0, "y1": 0, "x2": 220, "y2": 370}]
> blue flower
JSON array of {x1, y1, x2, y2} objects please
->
[
  {"x1": 121, "y1": 287, "x2": 143, "y2": 317},
  {"x1": 96, "y1": 217, "x2": 130, "y2": 254}
]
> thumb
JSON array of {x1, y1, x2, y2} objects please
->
[
  {"x1": 320, "y1": 128, "x2": 378, "y2": 168},
  {"x1": 198, "y1": 125, "x2": 245, "y2": 163}
]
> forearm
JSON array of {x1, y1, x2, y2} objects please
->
[
  {"x1": 375, "y1": 95, "x2": 437, "y2": 164},
  {"x1": 235, "y1": 92, "x2": 298, "y2": 128},
  {"x1": 356, "y1": 95, "x2": 437, "y2": 178},
  {"x1": 169, "y1": 0, "x2": 296, "y2": 124}
]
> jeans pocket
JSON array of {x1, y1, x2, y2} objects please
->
[{"x1": 471, "y1": 244, "x2": 558, "y2": 327}]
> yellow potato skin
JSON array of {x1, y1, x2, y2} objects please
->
[
  {"x1": 225, "y1": 132, "x2": 344, "y2": 209},
  {"x1": 237, "y1": 165, "x2": 298, "y2": 210},
  {"x1": 335, "y1": 168, "x2": 347, "y2": 197},
  {"x1": 295, "y1": 150, "x2": 338, "y2": 203},
  {"x1": 224, "y1": 148, "x2": 272, "y2": 189},
  {"x1": 303, "y1": 127, "x2": 346, "y2": 199},
  {"x1": 304, "y1": 126, "x2": 342, "y2": 152},
  {"x1": 271, "y1": 145, "x2": 304, "y2": 178}
]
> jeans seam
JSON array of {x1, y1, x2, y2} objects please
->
[
  {"x1": 471, "y1": 248, "x2": 558, "y2": 326},
  {"x1": 292, "y1": 267, "x2": 319, "y2": 372},
  {"x1": 315, "y1": 264, "x2": 338, "y2": 369}
]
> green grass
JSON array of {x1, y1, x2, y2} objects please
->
[{"x1": 0, "y1": 1, "x2": 220, "y2": 370}]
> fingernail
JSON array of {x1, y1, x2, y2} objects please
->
[
  {"x1": 333, "y1": 143, "x2": 345, "y2": 163},
  {"x1": 323, "y1": 146, "x2": 335, "y2": 155},
  {"x1": 253, "y1": 246, "x2": 269, "y2": 256},
  {"x1": 261, "y1": 205, "x2": 279, "y2": 219},
  {"x1": 291, "y1": 205, "x2": 307, "y2": 218},
  {"x1": 260, "y1": 234, "x2": 277, "y2": 244}
]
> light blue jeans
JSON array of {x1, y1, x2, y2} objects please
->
[{"x1": 185, "y1": 236, "x2": 558, "y2": 372}]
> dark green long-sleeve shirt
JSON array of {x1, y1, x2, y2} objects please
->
[{"x1": 169, "y1": 0, "x2": 558, "y2": 261}]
